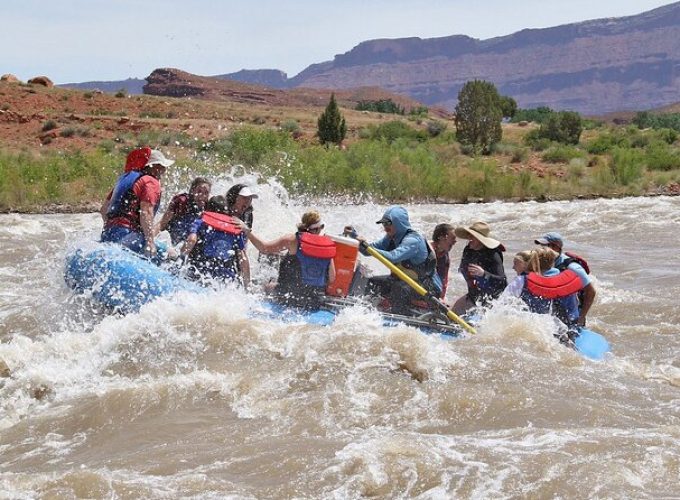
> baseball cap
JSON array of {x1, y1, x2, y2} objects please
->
[
  {"x1": 237, "y1": 186, "x2": 258, "y2": 198},
  {"x1": 534, "y1": 231, "x2": 564, "y2": 246}
]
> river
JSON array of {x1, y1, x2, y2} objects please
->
[{"x1": 0, "y1": 187, "x2": 679, "y2": 498}]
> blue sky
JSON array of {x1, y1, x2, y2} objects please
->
[{"x1": 0, "y1": 0, "x2": 673, "y2": 83}]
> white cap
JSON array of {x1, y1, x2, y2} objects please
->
[
  {"x1": 237, "y1": 186, "x2": 258, "y2": 198},
  {"x1": 145, "y1": 149, "x2": 175, "y2": 168}
]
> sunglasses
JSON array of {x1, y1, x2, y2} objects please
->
[
  {"x1": 381, "y1": 220, "x2": 393, "y2": 227},
  {"x1": 308, "y1": 223, "x2": 324, "y2": 233}
]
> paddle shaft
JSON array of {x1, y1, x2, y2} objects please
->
[{"x1": 363, "y1": 245, "x2": 477, "y2": 334}]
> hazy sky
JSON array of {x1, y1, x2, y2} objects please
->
[{"x1": 1, "y1": 0, "x2": 673, "y2": 83}]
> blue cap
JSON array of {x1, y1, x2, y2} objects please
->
[{"x1": 534, "y1": 232, "x2": 564, "y2": 246}]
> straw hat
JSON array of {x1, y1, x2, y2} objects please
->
[{"x1": 454, "y1": 221, "x2": 501, "y2": 249}]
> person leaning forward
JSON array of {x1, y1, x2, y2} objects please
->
[{"x1": 358, "y1": 206, "x2": 442, "y2": 315}]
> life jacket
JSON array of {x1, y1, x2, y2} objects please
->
[
  {"x1": 296, "y1": 232, "x2": 336, "y2": 288},
  {"x1": 555, "y1": 252, "x2": 590, "y2": 310},
  {"x1": 167, "y1": 193, "x2": 202, "y2": 244},
  {"x1": 556, "y1": 252, "x2": 590, "y2": 274},
  {"x1": 520, "y1": 269, "x2": 584, "y2": 324},
  {"x1": 106, "y1": 171, "x2": 159, "y2": 228},
  {"x1": 191, "y1": 212, "x2": 243, "y2": 279},
  {"x1": 460, "y1": 245, "x2": 507, "y2": 302},
  {"x1": 388, "y1": 229, "x2": 439, "y2": 294}
]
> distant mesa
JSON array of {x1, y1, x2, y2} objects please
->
[
  {"x1": 27, "y1": 76, "x2": 53, "y2": 87},
  {"x1": 53, "y1": 2, "x2": 680, "y2": 114},
  {"x1": 214, "y1": 69, "x2": 289, "y2": 89},
  {"x1": 1, "y1": 74, "x2": 21, "y2": 84},
  {"x1": 142, "y1": 67, "x2": 430, "y2": 112}
]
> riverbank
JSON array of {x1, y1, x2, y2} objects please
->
[{"x1": 2, "y1": 81, "x2": 680, "y2": 212}]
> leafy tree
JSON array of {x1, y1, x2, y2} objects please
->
[
  {"x1": 454, "y1": 80, "x2": 502, "y2": 154},
  {"x1": 511, "y1": 106, "x2": 554, "y2": 124},
  {"x1": 317, "y1": 94, "x2": 347, "y2": 145},
  {"x1": 539, "y1": 111, "x2": 583, "y2": 145},
  {"x1": 356, "y1": 99, "x2": 405, "y2": 115},
  {"x1": 499, "y1": 95, "x2": 518, "y2": 119}
]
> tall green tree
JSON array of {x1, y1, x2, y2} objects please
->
[
  {"x1": 454, "y1": 80, "x2": 502, "y2": 154},
  {"x1": 317, "y1": 93, "x2": 347, "y2": 145}
]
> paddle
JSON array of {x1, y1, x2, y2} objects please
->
[{"x1": 361, "y1": 244, "x2": 477, "y2": 334}]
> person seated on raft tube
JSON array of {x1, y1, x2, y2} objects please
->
[
  {"x1": 452, "y1": 221, "x2": 507, "y2": 315},
  {"x1": 512, "y1": 250, "x2": 532, "y2": 277},
  {"x1": 430, "y1": 223, "x2": 457, "y2": 300},
  {"x1": 100, "y1": 148, "x2": 174, "y2": 259},
  {"x1": 502, "y1": 246, "x2": 586, "y2": 343},
  {"x1": 155, "y1": 177, "x2": 211, "y2": 245},
  {"x1": 534, "y1": 231, "x2": 596, "y2": 326},
  {"x1": 225, "y1": 184, "x2": 257, "y2": 230},
  {"x1": 238, "y1": 210, "x2": 336, "y2": 310},
  {"x1": 357, "y1": 206, "x2": 442, "y2": 315},
  {"x1": 180, "y1": 195, "x2": 250, "y2": 286}
]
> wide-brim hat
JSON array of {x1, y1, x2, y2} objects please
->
[{"x1": 454, "y1": 221, "x2": 501, "y2": 249}]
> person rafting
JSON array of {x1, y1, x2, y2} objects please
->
[
  {"x1": 238, "y1": 210, "x2": 336, "y2": 310},
  {"x1": 502, "y1": 246, "x2": 585, "y2": 343},
  {"x1": 156, "y1": 177, "x2": 211, "y2": 245},
  {"x1": 430, "y1": 223, "x2": 457, "y2": 299},
  {"x1": 225, "y1": 184, "x2": 257, "y2": 229},
  {"x1": 452, "y1": 221, "x2": 507, "y2": 314},
  {"x1": 180, "y1": 195, "x2": 249, "y2": 286},
  {"x1": 357, "y1": 206, "x2": 441, "y2": 315},
  {"x1": 100, "y1": 148, "x2": 174, "y2": 259},
  {"x1": 534, "y1": 231, "x2": 596, "y2": 326},
  {"x1": 512, "y1": 250, "x2": 532, "y2": 277}
]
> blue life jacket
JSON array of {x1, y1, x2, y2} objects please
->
[
  {"x1": 192, "y1": 212, "x2": 244, "y2": 279},
  {"x1": 167, "y1": 193, "x2": 202, "y2": 245},
  {"x1": 296, "y1": 232, "x2": 336, "y2": 288},
  {"x1": 106, "y1": 171, "x2": 160, "y2": 226}
]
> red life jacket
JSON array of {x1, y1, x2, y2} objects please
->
[
  {"x1": 124, "y1": 147, "x2": 152, "y2": 172},
  {"x1": 201, "y1": 212, "x2": 242, "y2": 235},
  {"x1": 298, "y1": 233, "x2": 336, "y2": 259},
  {"x1": 525, "y1": 269, "x2": 584, "y2": 299}
]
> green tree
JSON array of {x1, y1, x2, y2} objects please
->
[
  {"x1": 317, "y1": 93, "x2": 347, "y2": 145},
  {"x1": 539, "y1": 111, "x2": 583, "y2": 145},
  {"x1": 499, "y1": 95, "x2": 518, "y2": 119},
  {"x1": 454, "y1": 80, "x2": 503, "y2": 154}
]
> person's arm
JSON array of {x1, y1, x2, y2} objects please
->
[
  {"x1": 372, "y1": 234, "x2": 419, "y2": 263},
  {"x1": 239, "y1": 249, "x2": 250, "y2": 289},
  {"x1": 244, "y1": 229, "x2": 295, "y2": 255},
  {"x1": 577, "y1": 283, "x2": 596, "y2": 326},
  {"x1": 139, "y1": 201, "x2": 156, "y2": 257},
  {"x1": 501, "y1": 275, "x2": 525, "y2": 298},
  {"x1": 100, "y1": 190, "x2": 112, "y2": 222},
  {"x1": 181, "y1": 233, "x2": 197, "y2": 256},
  {"x1": 155, "y1": 205, "x2": 176, "y2": 237},
  {"x1": 327, "y1": 259, "x2": 336, "y2": 284}
]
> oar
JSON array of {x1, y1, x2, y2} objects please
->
[{"x1": 363, "y1": 244, "x2": 477, "y2": 334}]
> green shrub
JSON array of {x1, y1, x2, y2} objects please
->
[
  {"x1": 537, "y1": 111, "x2": 582, "y2": 145},
  {"x1": 41, "y1": 120, "x2": 57, "y2": 132},
  {"x1": 610, "y1": 147, "x2": 643, "y2": 185},
  {"x1": 542, "y1": 144, "x2": 585, "y2": 163},
  {"x1": 426, "y1": 120, "x2": 447, "y2": 137},
  {"x1": 645, "y1": 142, "x2": 680, "y2": 171},
  {"x1": 366, "y1": 120, "x2": 426, "y2": 143},
  {"x1": 356, "y1": 99, "x2": 405, "y2": 115},
  {"x1": 60, "y1": 127, "x2": 75, "y2": 138},
  {"x1": 523, "y1": 129, "x2": 551, "y2": 151},
  {"x1": 280, "y1": 119, "x2": 300, "y2": 134},
  {"x1": 511, "y1": 106, "x2": 554, "y2": 124},
  {"x1": 115, "y1": 89, "x2": 126, "y2": 98}
]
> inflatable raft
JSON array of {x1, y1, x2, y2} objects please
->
[{"x1": 64, "y1": 243, "x2": 609, "y2": 359}]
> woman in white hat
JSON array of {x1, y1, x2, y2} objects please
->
[{"x1": 452, "y1": 221, "x2": 507, "y2": 314}]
